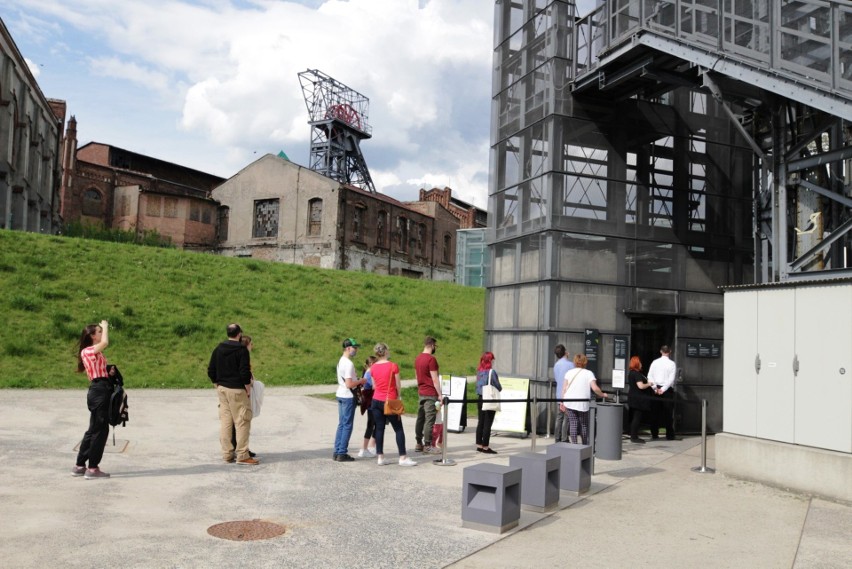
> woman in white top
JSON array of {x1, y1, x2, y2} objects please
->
[{"x1": 560, "y1": 353, "x2": 608, "y2": 444}]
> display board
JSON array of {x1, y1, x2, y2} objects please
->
[
  {"x1": 490, "y1": 376, "x2": 530, "y2": 434},
  {"x1": 443, "y1": 375, "x2": 467, "y2": 433}
]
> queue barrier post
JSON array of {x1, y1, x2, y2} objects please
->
[
  {"x1": 691, "y1": 399, "x2": 715, "y2": 474},
  {"x1": 433, "y1": 396, "x2": 456, "y2": 466}
]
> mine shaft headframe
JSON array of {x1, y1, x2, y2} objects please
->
[{"x1": 298, "y1": 69, "x2": 372, "y2": 137}]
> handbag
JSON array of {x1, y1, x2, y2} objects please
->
[
  {"x1": 359, "y1": 387, "x2": 374, "y2": 415},
  {"x1": 384, "y1": 398, "x2": 405, "y2": 415},
  {"x1": 481, "y1": 369, "x2": 501, "y2": 412}
]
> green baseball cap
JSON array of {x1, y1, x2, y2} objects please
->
[{"x1": 342, "y1": 338, "x2": 361, "y2": 348}]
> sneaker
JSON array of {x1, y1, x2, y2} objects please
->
[
  {"x1": 630, "y1": 438, "x2": 646, "y2": 444},
  {"x1": 71, "y1": 465, "x2": 86, "y2": 477},
  {"x1": 366, "y1": 447, "x2": 377, "y2": 457},
  {"x1": 237, "y1": 457, "x2": 260, "y2": 465},
  {"x1": 84, "y1": 467, "x2": 110, "y2": 480},
  {"x1": 334, "y1": 454, "x2": 355, "y2": 462},
  {"x1": 414, "y1": 443, "x2": 424, "y2": 452},
  {"x1": 248, "y1": 450, "x2": 257, "y2": 458},
  {"x1": 357, "y1": 449, "x2": 368, "y2": 458},
  {"x1": 377, "y1": 457, "x2": 393, "y2": 466},
  {"x1": 424, "y1": 446, "x2": 441, "y2": 454},
  {"x1": 482, "y1": 448, "x2": 498, "y2": 454},
  {"x1": 398, "y1": 457, "x2": 418, "y2": 467}
]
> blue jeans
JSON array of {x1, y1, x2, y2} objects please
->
[{"x1": 334, "y1": 397, "x2": 356, "y2": 455}]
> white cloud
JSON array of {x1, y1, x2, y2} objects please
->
[
  {"x1": 24, "y1": 57, "x2": 41, "y2": 78},
  {"x1": 7, "y1": 0, "x2": 495, "y2": 206}
]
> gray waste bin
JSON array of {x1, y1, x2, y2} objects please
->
[{"x1": 595, "y1": 402, "x2": 623, "y2": 460}]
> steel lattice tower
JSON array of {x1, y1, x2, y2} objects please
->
[{"x1": 298, "y1": 69, "x2": 376, "y2": 193}]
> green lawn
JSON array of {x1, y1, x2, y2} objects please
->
[{"x1": 0, "y1": 230, "x2": 485, "y2": 388}]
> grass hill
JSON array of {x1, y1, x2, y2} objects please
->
[{"x1": 0, "y1": 230, "x2": 485, "y2": 389}]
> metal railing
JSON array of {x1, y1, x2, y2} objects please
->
[{"x1": 574, "y1": 0, "x2": 852, "y2": 98}]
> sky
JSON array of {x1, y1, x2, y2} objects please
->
[{"x1": 5, "y1": 0, "x2": 598, "y2": 208}]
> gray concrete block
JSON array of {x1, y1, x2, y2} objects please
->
[
  {"x1": 462, "y1": 463, "x2": 522, "y2": 533},
  {"x1": 509, "y1": 452, "x2": 560, "y2": 512},
  {"x1": 546, "y1": 442, "x2": 592, "y2": 494}
]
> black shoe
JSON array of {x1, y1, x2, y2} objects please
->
[
  {"x1": 476, "y1": 447, "x2": 484, "y2": 453},
  {"x1": 334, "y1": 454, "x2": 355, "y2": 462},
  {"x1": 482, "y1": 448, "x2": 498, "y2": 454},
  {"x1": 650, "y1": 435, "x2": 660, "y2": 440},
  {"x1": 630, "y1": 438, "x2": 646, "y2": 444},
  {"x1": 248, "y1": 450, "x2": 257, "y2": 458}
]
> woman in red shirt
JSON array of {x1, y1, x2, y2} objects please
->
[
  {"x1": 369, "y1": 343, "x2": 417, "y2": 466},
  {"x1": 72, "y1": 319, "x2": 112, "y2": 480}
]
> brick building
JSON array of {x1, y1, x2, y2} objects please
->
[
  {"x1": 0, "y1": 17, "x2": 64, "y2": 233},
  {"x1": 415, "y1": 186, "x2": 487, "y2": 229},
  {"x1": 213, "y1": 154, "x2": 465, "y2": 280},
  {"x1": 59, "y1": 117, "x2": 224, "y2": 249}
]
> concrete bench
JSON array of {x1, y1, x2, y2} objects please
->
[
  {"x1": 509, "y1": 452, "x2": 560, "y2": 512},
  {"x1": 461, "y1": 463, "x2": 522, "y2": 533},
  {"x1": 546, "y1": 442, "x2": 592, "y2": 495}
]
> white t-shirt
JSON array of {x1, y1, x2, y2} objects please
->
[
  {"x1": 561, "y1": 368, "x2": 597, "y2": 412},
  {"x1": 336, "y1": 355, "x2": 357, "y2": 398}
]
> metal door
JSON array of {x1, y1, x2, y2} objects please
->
[
  {"x1": 794, "y1": 285, "x2": 852, "y2": 452},
  {"x1": 723, "y1": 290, "x2": 758, "y2": 436},
  {"x1": 756, "y1": 288, "x2": 795, "y2": 443}
]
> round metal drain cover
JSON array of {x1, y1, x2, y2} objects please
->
[{"x1": 207, "y1": 520, "x2": 286, "y2": 541}]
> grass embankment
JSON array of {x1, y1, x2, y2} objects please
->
[{"x1": 0, "y1": 230, "x2": 485, "y2": 388}]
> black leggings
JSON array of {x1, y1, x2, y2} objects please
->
[
  {"x1": 476, "y1": 397, "x2": 496, "y2": 447},
  {"x1": 76, "y1": 380, "x2": 111, "y2": 468}
]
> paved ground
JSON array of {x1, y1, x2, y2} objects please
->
[{"x1": 0, "y1": 386, "x2": 849, "y2": 568}]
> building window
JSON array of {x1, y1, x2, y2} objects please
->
[
  {"x1": 443, "y1": 233, "x2": 452, "y2": 264},
  {"x1": 377, "y1": 210, "x2": 388, "y2": 247},
  {"x1": 146, "y1": 196, "x2": 161, "y2": 217},
  {"x1": 417, "y1": 223, "x2": 426, "y2": 257},
  {"x1": 254, "y1": 199, "x2": 279, "y2": 238},
  {"x1": 164, "y1": 197, "x2": 178, "y2": 218},
  {"x1": 218, "y1": 207, "x2": 229, "y2": 242},
  {"x1": 308, "y1": 198, "x2": 322, "y2": 236},
  {"x1": 201, "y1": 206, "x2": 212, "y2": 224},
  {"x1": 353, "y1": 203, "x2": 366, "y2": 240},
  {"x1": 82, "y1": 189, "x2": 102, "y2": 216},
  {"x1": 189, "y1": 202, "x2": 201, "y2": 222},
  {"x1": 397, "y1": 215, "x2": 409, "y2": 252}
]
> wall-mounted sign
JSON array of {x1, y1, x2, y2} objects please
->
[
  {"x1": 584, "y1": 328, "x2": 600, "y2": 375},
  {"x1": 686, "y1": 342, "x2": 721, "y2": 358}
]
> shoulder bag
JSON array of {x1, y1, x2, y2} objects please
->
[
  {"x1": 481, "y1": 369, "x2": 501, "y2": 412},
  {"x1": 382, "y1": 364, "x2": 405, "y2": 415}
]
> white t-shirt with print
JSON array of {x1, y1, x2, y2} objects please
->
[{"x1": 336, "y1": 355, "x2": 357, "y2": 398}]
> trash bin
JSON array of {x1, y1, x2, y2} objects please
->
[{"x1": 595, "y1": 402, "x2": 623, "y2": 460}]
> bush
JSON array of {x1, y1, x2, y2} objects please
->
[{"x1": 62, "y1": 220, "x2": 173, "y2": 248}]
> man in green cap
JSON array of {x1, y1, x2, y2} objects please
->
[{"x1": 334, "y1": 338, "x2": 367, "y2": 462}]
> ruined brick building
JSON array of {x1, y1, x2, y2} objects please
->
[
  {"x1": 0, "y1": 18, "x2": 64, "y2": 233},
  {"x1": 59, "y1": 116, "x2": 224, "y2": 249},
  {"x1": 213, "y1": 154, "x2": 485, "y2": 280}
]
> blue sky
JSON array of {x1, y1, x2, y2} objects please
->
[{"x1": 5, "y1": 0, "x2": 598, "y2": 207}]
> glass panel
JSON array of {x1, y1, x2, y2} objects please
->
[
  {"x1": 492, "y1": 242, "x2": 517, "y2": 285},
  {"x1": 491, "y1": 288, "x2": 516, "y2": 328},
  {"x1": 556, "y1": 232, "x2": 619, "y2": 283},
  {"x1": 632, "y1": 241, "x2": 676, "y2": 288},
  {"x1": 518, "y1": 285, "x2": 540, "y2": 327},
  {"x1": 555, "y1": 282, "x2": 617, "y2": 330}
]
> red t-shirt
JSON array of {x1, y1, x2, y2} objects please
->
[
  {"x1": 370, "y1": 361, "x2": 400, "y2": 401},
  {"x1": 414, "y1": 353, "x2": 439, "y2": 396}
]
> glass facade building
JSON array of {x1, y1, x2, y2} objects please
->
[{"x1": 487, "y1": 1, "x2": 757, "y2": 432}]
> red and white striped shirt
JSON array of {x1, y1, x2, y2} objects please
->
[{"x1": 81, "y1": 346, "x2": 108, "y2": 381}]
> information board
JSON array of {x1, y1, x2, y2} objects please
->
[
  {"x1": 612, "y1": 335, "x2": 629, "y2": 389},
  {"x1": 585, "y1": 328, "x2": 600, "y2": 375},
  {"x1": 686, "y1": 342, "x2": 722, "y2": 358},
  {"x1": 443, "y1": 375, "x2": 468, "y2": 433},
  {"x1": 490, "y1": 376, "x2": 530, "y2": 434}
]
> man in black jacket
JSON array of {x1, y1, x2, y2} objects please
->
[{"x1": 208, "y1": 323, "x2": 257, "y2": 465}]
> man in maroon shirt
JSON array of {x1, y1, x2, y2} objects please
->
[{"x1": 414, "y1": 336, "x2": 442, "y2": 453}]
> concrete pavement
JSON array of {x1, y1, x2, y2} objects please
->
[{"x1": 0, "y1": 387, "x2": 848, "y2": 568}]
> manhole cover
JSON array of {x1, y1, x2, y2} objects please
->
[{"x1": 207, "y1": 520, "x2": 286, "y2": 541}]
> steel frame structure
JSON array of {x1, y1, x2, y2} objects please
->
[
  {"x1": 574, "y1": 0, "x2": 852, "y2": 282},
  {"x1": 297, "y1": 69, "x2": 376, "y2": 193}
]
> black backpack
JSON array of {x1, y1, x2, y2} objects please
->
[{"x1": 106, "y1": 365, "x2": 129, "y2": 443}]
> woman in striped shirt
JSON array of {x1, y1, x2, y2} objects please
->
[{"x1": 72, "y1": 319, "x2": 112, "y2": 480}]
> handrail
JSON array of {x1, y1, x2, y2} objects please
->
[{"x1": 573, "y1": 0, "x2": 852, "y2": 100}]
